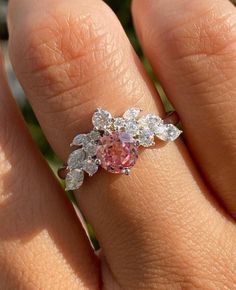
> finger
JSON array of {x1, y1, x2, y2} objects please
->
[
  {"x1": 0, "y1": 49, "x2": 99, "y2": 289},
  {"x1": 8, "y1": 0, "x2": 236, "y2": 288},
  {"x1": 8, "y1": 0, "x2": 163, "y2": 159},
  {"x1": 132, "y1": 0, "x2": 236, "y2": 217}
]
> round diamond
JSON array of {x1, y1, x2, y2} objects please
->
[
  {"x1": 138, "y1": 129, "x2": 155, "y2": 147},
  {"x1": 96, "y1": 132, "x2": 138, "y2": 173},
  {"x1": 138, "y1": 114, "x2": 163, "y2": 134},
  {"x1": 92, "y1": 108, "x2": 112, "y2": 130},
  {"x1": 68, "y1": 149, "x2": 86, "y2": 169},
  {"x1": 65, "y1": 169, "x2": 84, "y2": 190},
  {"x1": 125, "y1": 121, "x2": 139, "y2": 136},
  {"x1": 114, "y1": 117, "x2": 126, "y2": 130}
]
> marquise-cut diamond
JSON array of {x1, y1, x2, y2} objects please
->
[
  {"x1": 155, "y1": 124, "x2": 182, "y2": 141},
  {"x1": 65, "y1": 169, "x2": 84, "y2": 190},
  {"x1": 138, "y1": 129, "x2": 155, "y2": 147},
  {"x1": 83, "y1": 159, "x2": 99, "y2": 176},
  {"x1": 138, "y1": 114, "x2": 163, "y2": 134},
  {"x1": 92, "y1": 108, "x2": 112, "y2": 130},
  {"x1": 68, "y1": 149, "x2": 86, "y2": 169},
  {"x1": 71, "y1": 134, "x2": 88, "y2": 146},
  {"x1": 123, "y1": 108, "x2": 141, "y2": 120}
]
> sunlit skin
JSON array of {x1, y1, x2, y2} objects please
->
[{"x1": 0, "y1": 0, "x2": 236, "y2": 289}]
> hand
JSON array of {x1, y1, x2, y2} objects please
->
[{"x1": 1, "y1": 0, "x2": 236, "y2": 289}]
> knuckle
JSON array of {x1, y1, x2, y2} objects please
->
[
  {"x1": 16, "y1": 2, "x2": 125, "y2": 100},
  {"x1": 154, "y1": 4, "x2": 236, "y2": 96},
  {"x1": 170, "y1": 19, "x2": 236, "y2": 90},
  {"x1": 172, "y1": 18, "x2": 235, "y2": 65},
  {"x1": 156, "y1": 3, "x2": 236, "y2": 61}
]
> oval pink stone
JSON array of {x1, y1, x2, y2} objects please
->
[{"x1": 96, "y1": 132, "x2": 138, "y2": 173}]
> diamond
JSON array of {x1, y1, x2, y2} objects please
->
[
  {"x1": 88, "y1": 130, "x2": 101, "y2": 142},
  {"x1": 138, "y1": 129, "x2": 155, "y2": 147},
  {"x1": 67, "y1": 149, "x2": 86, "y2": 170},
  {"x1": 83, "y1": 142, "x2": 97, "y2": 157},
  {"x1": 71, "y1": 134, "x2": 88, "y2": 146},
  {"x1": 65, "y1": 169, "x2": 84, "y2": 190},
  {"x1": 114, "y1": 117, "x2": 126, "y2": 130},
  {"x1": 155, "y1": 124, "x2": 182, "y2": 141},
  {"x1": 138, "y1": 114, "x2": 163, "y2": 134},
  {"x1": 83, "y1": 159, "x2": 99, "y2": 176},
  {"x1": 125, "y1": 121, "x2": 139, "y2": 136},
  {"x1": 123, "y1": 108, "x2": 141, "y2": 120},
  {"x1": 92, "y1": 108, "x2": 112, "y2": 130},
  {"x1": 96, "y1": 131, "x2": 138, "y2": 173}
]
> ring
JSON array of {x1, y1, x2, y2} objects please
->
[{"x1": 59, "y1": 108, "x2": 182, "y2": 191}]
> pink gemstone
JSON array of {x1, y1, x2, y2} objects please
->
[{"x1": 96, "y1": 132, "x2": 138, "y2": 173}]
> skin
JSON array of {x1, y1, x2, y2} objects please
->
[{"x1": 0, "y1": 0, "x2": 236, "y2": 288}]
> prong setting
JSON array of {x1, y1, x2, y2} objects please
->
[
  {"x1": 123, "y1": 168, "x2": 131, "y2": 175},
  {"x1": 95, "y1": 159, "x2": 101, "y2": 166}
]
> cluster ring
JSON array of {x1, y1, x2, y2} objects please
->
[{"x1": 59, "y1": 108, "x2": 182, "y2": 191}]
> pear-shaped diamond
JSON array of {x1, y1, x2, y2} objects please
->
[
  {"x1": 71, "y1": 134, "x2": 88, "y2": 146},
  {"x1": 123, "y1": 108, "x2": 141, "y2": 120},
  {"x1": 83, "y1": 159, "x2": 99, "y2": 176}
]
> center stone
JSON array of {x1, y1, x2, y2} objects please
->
[{"x1": 96, "y1": 132, "x2": 138, "y2": 173}]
